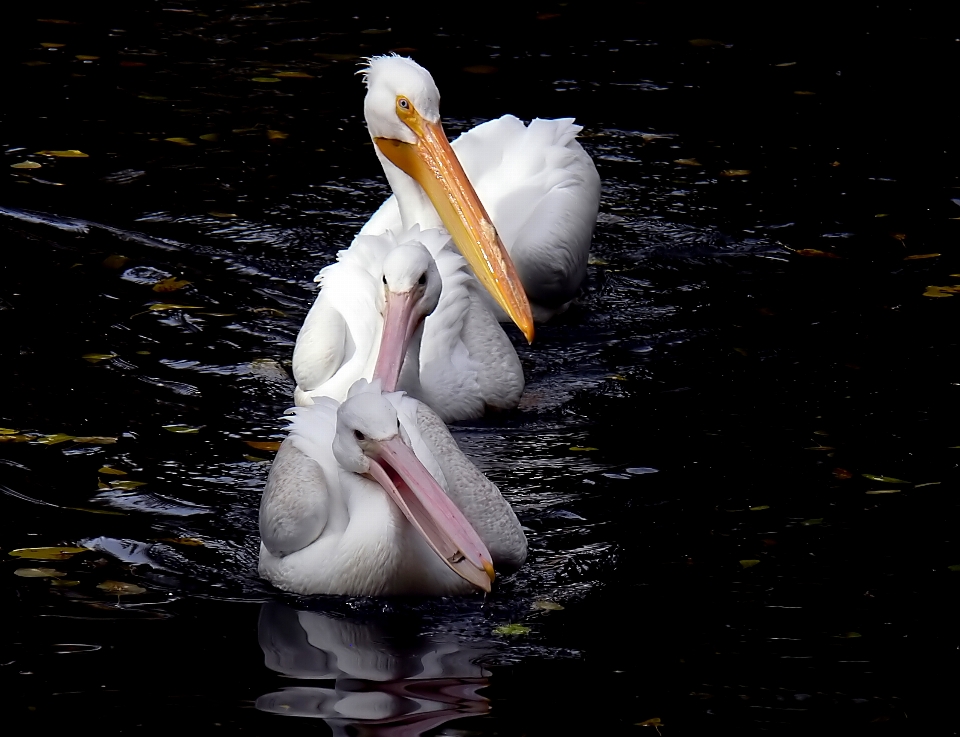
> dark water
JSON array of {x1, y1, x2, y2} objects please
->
[{"x1": 2, "y1": 2, "x2": 958, "y2": 733}]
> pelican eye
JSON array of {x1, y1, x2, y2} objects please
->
[
  {"x1": 397, "y1": 97, "x2": 410, "y2": 110},
  {"x1": 354, "y1": 430, "x2": 366, "y2": 441},
  {"x1": 382, "y1": 274, "x2": 387, "y2": 285},
  {"x1": 418, "y1": 272, "x2": 427, "y2": 286}
]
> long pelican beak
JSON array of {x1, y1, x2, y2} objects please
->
[
  {"x1": 372, "y1": 289, "x2": 420, "y2": 392},
  {"x1": 375, "y1": 114, "x2": 535, "y2": 343},
  {"x1": 365, "y1": 436, "x2": 495, "y2": 592}
]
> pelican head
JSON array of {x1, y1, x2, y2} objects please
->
[
  {"x1": 332, "y1": 382, "x2": 496, "y2": 592},
  {"x1": 361, "y1": 55, "x2": 535, "y2": 343},
  {"x1": 372, "y1": 242, "x2": 441, "y2": 392}
]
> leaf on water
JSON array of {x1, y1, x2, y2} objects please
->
[
  {"x1": 76, "y1": 55, "x2": 99, "y2": 60},
  {"x1": 102, "y1": 254, "x2": 130, "y2": 269},
  {"x1": 251, "y1": 76, "x2": 280, "y2": 83},
  {"x1": 833, "y1": 468, "x2": 853, "y2": 479},
  {"x1": 568, "y1": 446, "x2": 598, "y2": 452},
  {"x1": 914, "y1": 482, "x2": 940, "y2": 488},
  {"x1": 35, "y1": 433, "x2": 76, "y2": 445},
  {"x1": 463, "y1": 65, "x2": 498, "y2": 74},
  {"x1": 51, "y1": 579, "x2": 81, "y2": 586},
  {"x1": 749, "y1": 505, "x2": 770, "y2": 511},
  {"x1": 9, "y1": 546, "x2": 88, "y2": 560},
  {"x1": 588, "y1": 255, "x2": 609, "y2": 265},
  {"x1": 163, "y1": 425, "x2": 201, "y2": 434},
  {"x1": 904, "y1": 253, "x2": 940, "y2": 260},
  {"x1": 15, "y1": 567, "x2": 66, "y2": 578},
  {"x1": 98, "y1": 466, "x2": 127, "y2": 476},
  {"x1": 720, "y1": 169, "x2": 751, "y2": 177},
  {"x1": 98, "y1": 481, "x2": 109, "y2": 489},
  {"x1": 266, "y1": 130, "x2": 289, "y2": 140},
  {"x1": 97, "y1": 580, "x2": 146, "y2": 595},
  {"x1": 252, "y1": 307, "x2": 287, "y2": 316},
  {"x1": 948, "y1": 564, "x2": 960, "y2": 572},
  {"x1": 64, "y1": 506, "x2": 126, "y2": 516},
  {"x1": 493, "y1": 623, "x2": 531, "y2": 636},
  {"x1": 199, "y1": 133, "x2": 219, "y2": 142},
  {"x1": 82, "y1": 353, "x2": 116, "y2": 363},
  {"x1": 801, "y1": 518, "x2": 823, "y2": 526},
  {"x1": 813, "y1": 430, "x2": 829, "y2": 436},
  {"x1": 148, "y1": 304, "x2": 203, "y2": 311},
  {"x1": 673, "y1": 158, "x2": 701, "y2": 166},
  {"x1": 164, "y1": 137, "x2": 196, "y2": 146},
  {"x1": 274, "y1": 70, "x2": 314, "y2": 78},
  {"x1": 793, "y1": 249, "x2": 841, "y2": 259},
  {"x1": 842, "y1": 631, "x2": 862, "y2": 638},
  {"x1": 875, "y1": 213, "x2": 889, "y2": 217},
  {"x1": 774, "y1": 62, "x2": 796, "y2": 67},
  {"x1": 157, "y1": 537, "x2": 204, "y2": 546},
  {"x1": 41, "y1": 42, "x2": 66, "y2": 48},
  {"x1": 689, "y1": 38, "x2": 723, "y2": 46},
  {"x1": 740, "y1": 559, "x2": 760, "y2": 568},
  {"x1": 865, "y1": 489, "x2": 901, "y2": 495},
  {"x1": 793, "y1": 90, "x2": 816, "y2": 95},
  {"x1": 0, "y1": 434, "x2": 31, "y2": 443},
  {"x1": 139, "y1": 94, "x2": 167, "y2": 100},
  {"x1": 532, "y1": 600, "x2": 564, "y2": 611},
  {"x1": 245, "y1": 440, "x2": 281, "y2": 451},
  {"x1": 109, "y1": 479, "x2": 147, "y2": 490},
  {"x1": 11, "y1": 161, "x2": 42, "y2": 169},
  {"x1": 923, "y1": 286, "x2": 958, "y2": 298},
  {"x1": 73, "y1": 436, "x2": 118, "y2": 444},
  {"x1": 207, "y1": 211, "x2": 237, "y2": 218},
  {"x1": 637, "y1": 718, "x2": 663, "y2": 727},
  {"x1": 152, "y1": 277, "x2": 191, "y2": 292},
  {"x1": 35, "y1": 149, "x2": 89, "y2": 157},
  {"x1": 607, "y1": 373, "x2": 627, "y2": 380},
  {"x1": 0, "y1": 428, "x2": 18, "y2": 435},
  {"x1": 861, "y1": 474, "x2": 909, "y2": 483},
  {"x1": 805, "y1": 446, "x2": 835, "y2": 451}
]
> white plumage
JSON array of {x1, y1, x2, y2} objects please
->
[{"x1": 258, "y1": 379, "x2": 527, "y2": 596}]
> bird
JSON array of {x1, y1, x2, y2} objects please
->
[
  {"x1": 258, "y1": 379, "x2": 528, "y2": 596},
  {"x1": 360, "y1": 54, "x2": 601, "y2": 326},
  {"x1": 292, "y1": 226, "x2": 524, "y2": 422}
]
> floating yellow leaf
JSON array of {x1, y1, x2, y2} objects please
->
[
  {"x1": 97, "y1": 580, "x2": 146, "y2": 595},
  {"x1": 774, "y1": 62, "x2": 796, "y2": 67},
  {"x1": 252, "y1": 76, "x2": 280, "y2": 83},
  {"x1": 139, "y1": 94, "x2": 167, "y2": 100},
  {"x1": 749, "y1": 505, "x2": 770, "y2": 511},
  {"x1": 199, "y1": 133, "x2": 219, "y2": 141},
  {"x1": 637, "y1": 718, "x2": 663, "y2": 727},
  {"x1": 15, "y1": 567, "x2": 65, "y2": 578},
  {"x1": 915, "y1": 482, "x2": 941, "y2": 488},
  {"x1": 740, "y1": 559, "x2": 760, "y2": 568},
  {"x1": 11, "y1": 161, "x2": 42, "y2": 169},
  {"x1": 52, "y1": 579, "x2": 80, "y2": 587},
  {"x1": 865, "y1": 489, "x2": 901, "y2": 495},
  {"x1": 41, "y1": 42, "x2": 65, "y2": 48},
  {"x1": 152, "y1": 277, "x2": 191, "y2": 292},
  {"x1": 266, "y1": 130, "x2": 288, "y2": 140},
  {"x1": 274, "y1": 70, "x2": 313, "y2": 78},
  {"x1": 35, "y1": 433, "x2": 75, "y2": 445},
  {"x1": 842, "y1": 631, "x2": 862, "y2": 638},
  {"x1": 64, "y1": 506, "x2": 126, "y2": 516},
  {"x1": 148, "y1": 303, "x2": 203, "y2": 311},
  {"x1": 0, "y1": 434, "x2": 31, "y2": 443},
  {"x1": 98, "y1": 466, "x2": 127, "y2": 476},
  {"x1": 163, "y1": 425, "x2": 200, "y2": 434},
  {"x1": 793, "y1": 248, "x2": 841, "y2": 259},
  {"x1": 532, "y1": 600, "x2": 564, "y2": 611},
  {"x1": 673, "y1": 158, "x2": 701, "y2": 166},
  {"x1": 245, "y1": 440, "x2": 281, "y2": 451},
  {"x1": 862, "y1": 474, "x2": 909, "y2": 483},
  {"x1": 9, "y1": 546, "x2": 88, "y2": 560},
  {"x1": 948, "y1": 564, "x2": 960, "y2": 572},
  {"x1": 0, "y1": 428, "x2": 18, "y2": 435},
  {"x1": 904, "y1": 253, "x2": 940, "y2": 260},
  {"x1": 207, "y1": 211, "x2": 237, "y2": 218},
  {"x1": 923, "y1": 285, "x2": 959, "y2": 298},
  {"x1": 801, "y1": 518, "x2": 823, "y2": 526},
  {"x1": 35, "y1": 149, "x2": 89, "y2": 157},
  {"x1": 493, "y1": 623, "x2": 531, "y2": 636},
  {"x1": 569, "y1": 446, "x2": 598, "y2": 452},
  {"x1": 82, "y1": 353, "x2": 116, "y2": 363},
  {"x1": 164, "y1": 137, "x2": 195, "y2": 146},
  {"x1": 73, "y1": 436, "x2": 118, "y2": 444},
  {"x1": 76, "y1": 55, "x2": 99, "y2": 60},
  {"x1": 720, "y1": 169, "x2": 751, "y2": 177},
  {"x1": 102, "y1": 254, "x2": 130, "y2": 269}
]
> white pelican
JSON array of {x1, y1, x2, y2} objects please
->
[
  {"x1": 258, "y1": 379, "x2": 527, "y2": 596},
  {"x1": 360, "y1": 55, "x2": 601, "y2": 325},
  {"x1": 292, "y1": 226, "x2": 524, "y2": 422}
]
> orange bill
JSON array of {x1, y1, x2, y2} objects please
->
[{"x1": 375, "y1": 117, "x2": 535, "y2": 343}]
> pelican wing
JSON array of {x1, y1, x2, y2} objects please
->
[
  {"x1": 259, "y1": 438, "x2": 330, "y2": 557},
  {"x1": 412, "y1": 401, "x2": 527, "y2": 571}
]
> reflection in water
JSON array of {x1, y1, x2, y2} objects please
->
[{"x1": 257, "y1": 602, "x2": 491, "y2": 734}]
